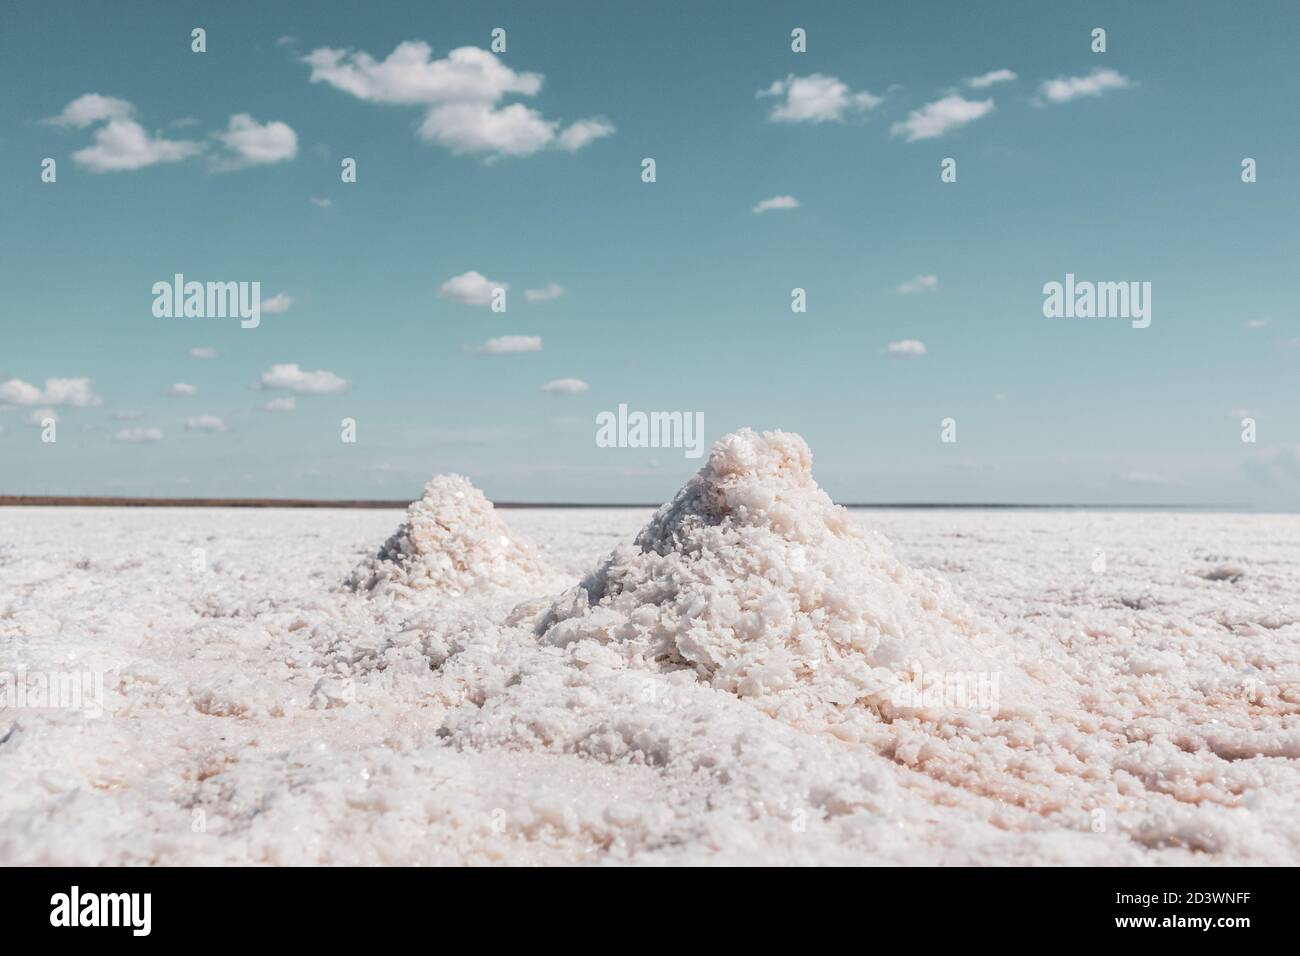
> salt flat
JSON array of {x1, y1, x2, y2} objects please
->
[{"x1": 2, "y1": 498, "x2": 1298, "y2": 865}]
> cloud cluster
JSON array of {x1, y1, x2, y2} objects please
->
[
  {"x1": 753, "y1": 195, "x2": 799, "y2": 214},
  {"x1": 1039, "y1": 69, "x2": 1131, "y2": 104},
  {"x1": 37, "y1": 56, "x2": 1141, "y2": 445},
  {"x1": 886, "y1": 339, "x2": 927, "y2": 357},
  {"x1": 439, "y1": 270, "x2": 506, "y2": 306},
  {"x1": 262, "y1": 292, "x2": 295, "y2": 314},
  {"x1": 897, "y1": 274, "x2": 939, "y2": 294},
  {"x1": 443, "y1": 273, "x2": 566, "y2": 305},
  {"x1": 259, "y1": 363, "x2": 349, "y2": 393},
  {"x1": 0, "y1": 377, "x2": 102, "y2": 408},
  {"x1": 557, "y1": 118, "x2": 616, "y2": 152},
  {"x1": 524, "y1": 282, "x2": 565, "y2": 302},
  {"x1": 213, "y1": 114, "x2": 299, "y2": 170},
  {"x1": 48, "y1": 94, "x2": 297, "y2": 173},
  {"x1": 763, "y1": 64, "x2": 1129, "y2": 145},
  {"x1": 760, "y1": 73, "x2": 882, "y2": 123},
  {"x1": 541, "y1": 378, "x2": 588, "y2": 394},
  {"x1": 479, "y1": 335, "x2": 541, "y2": 354},
  {"x1": 44, "y1": 93, "x2": 134, "y2": 127},
  {"x1": 966, "y1": 69, "x2": 1018, "y2": 89},
  {"x1": 303, "y1": 42, "x2": 613, "y2": 158},
  {"x1": 115, "y1": 427, "x2": 163, "y2": 443},
  {"x1": 185, "y1": 415, "x2": 227, "y2": 432},
  {"x1": 890, "y1": 95, "x2": 993, "y2": 141},
  {"x1": 71, "y1": 116, "x2": 202, "y2": 173}
]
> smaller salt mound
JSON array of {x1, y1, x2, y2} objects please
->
[
  {"x1": 534, "y1": 429, "x2": 1020, "y2": 733},
  {"x1": 347, "y1": 475, "x2": 547, "y2": 598}
]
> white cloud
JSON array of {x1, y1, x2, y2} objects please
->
[
  {"x1": 304, "y1": 42, "x2": 541, "y2": 104},
  {"x1": 41, "y1": 378, "x2": 102, "y2": 407},
  {"x1": 890, "y1": 95, "x2": 993, "y2": 141},
  {"x1": 259, "y1": 363, "x2": 349, "y2": 393},
  {"x1": 28, "y1": 408, "x2": 59, "y2": 425},
  {"x1": 479, "y1": 335, "x2": 541, "y2": 354},
  {"x1": 263, "y1": 396, "x2": 297, "y2": 412},
  {"x1": 0, "y1": 377, "x2": 102, "y2": 407},
  {"x1": 886, "y1": 339, "x2": 927, "y2": 357},
  {"x1": 422, "y1": 101, "x2": 557, "y2": 156},
  {"x1": 169, "y1": 383, "x2": 197, "y2": 396},
  {"x1": 115, "y1": 426, "x2": 163, "y2": 443},
  {"x1": 0, "y1": 379, "x2": 42, "y2": 405},
  {"x1": 439, "y1": 270, "x2": 507, "y2": 306},
  {"x1": 966, "y1": 69, "x2": 1017, "y2": 89},
  {"x1": 1245, "y1": 318, "x2": 1271, "y2": 329},
  {"x1": 72, "y1": 118, "x2": 202, "y2": 173},
  {"x1": 45, "y1": 93, "x2": 134, "y2": 128},
  {"x1": 760, "y1": 73, "x2": 882, "y2": 123},
  {"x1": 897, "y1": 274, "x2": 938, "y2": 294},
  {"x1": 50, "y1": 94, "x2": 204, "y2": 173},
  {"x1": 303, "y1": 42, "x2": 611, "y2": 158},
  {"x1": 753, "y1": 195, "x2": 800, "y2": 214},
  {"x1": 186, "y1": 415, "x2": 227, "y2": 432},
  {"x1": 262, "y1": 292, "x2": 294, "y2": 313},
  {"x1": 1039, "y1": 69, "x2": 1131, "y2": 104},
  {"x1": 214, "y1": 114, "x2": 298, "y2": 169},
  {"x1": 524, "y1": 282, "x2": 564, "y2": 302},
  {"x1": 188, "y1": 346, "x2": 218, "y2": 359},
  {"x1": 541, "y1": 378, "x2": 588, "y2": 394},
  {"x1": 556, "y1": 117, "x2": 615, "y2": 151},
  {"x1": 310, "y1": 196, "x2": 333, "y2": 207}
]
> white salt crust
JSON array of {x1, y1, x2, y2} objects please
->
[
  {"x1": 529, "y1": 428, "x2": 1032, "y2": 732},
  {"x1": 2, "y1": 430, "x2": 1298, "y2": 865},
  {"x1": 346, "y1": 474, "x2": 551, "y2": 598}
]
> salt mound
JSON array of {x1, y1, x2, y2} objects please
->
[
  {"x1": 348, "y1": 475, "x2": 548, "y2": 597},
  {"x1": 534, "y1": 428, "x2": 1013, "y2": 730}
]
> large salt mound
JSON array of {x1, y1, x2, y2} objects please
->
[
  {"x1": 533, "y1": 429, "x2": 1024, "y2": 734},
  {"x1": 347, "y1": 474, "x2": 548, "y2": 597}
]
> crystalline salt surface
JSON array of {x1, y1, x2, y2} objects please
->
[
  {"x1": 346, "y1": 474, "x2": 550, "y2": 597},
  {"x1": 1, "y1": 431, "x2": 1298, "y2": 864},
  {"x1": 532, "y1": 428, "x2": 1021, "y2": 726}
]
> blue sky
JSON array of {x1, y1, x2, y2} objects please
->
[{"x1": 2, "y1": 0, "x2": 1298, "y2": 506}]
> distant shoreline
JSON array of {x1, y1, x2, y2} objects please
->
[{"x1": 0, "y1": 495, "x2": 1249, "y2": 511}]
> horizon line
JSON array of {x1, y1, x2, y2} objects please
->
[{"x1": 0, "y1": 495, "x2": 1259, "y2": 512}]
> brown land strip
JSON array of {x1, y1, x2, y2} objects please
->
[{"x1": 0, "y1": 495, "x2": 659, "y2": 509}]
